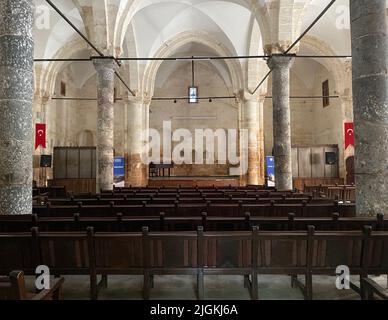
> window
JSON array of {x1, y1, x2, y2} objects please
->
[
  {"x1": 188, "y1": 86, "x2": 198, "y2": 103},
  {"x1": 60, "y1": 81, "x2": 66, "y2": 97},
  {"x1": 322, "y1": 79, "x2": 330, "y2": 107}
]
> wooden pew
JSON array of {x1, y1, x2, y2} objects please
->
[
  {"x1": 361, "y1": 277, "x2": 388, "y2": 300},
  {"x1": 0, "y1": 212, "x2": 385, "y2": 233},
  {"x1": 305, "y1": 226, "x2": 364, "y2": 299},
  {"x1": 199, "y1": 227, "x2": 253, "y2": 299},
  {"x1": 142, "y1": 227, "x2": 199, "y2": 299},
  {"x1": 0, "y1": 231, "x2": 39, "y2": 276},
  {"x1": 0, "y1": 271, "x2": 64, "y2": 300},
  {"x1": 36, "y1": 228, "x2": 91, "y2": 285},
  {"x1": 253, "y1": 227, "x2": 308, "y2": 299},
  {"x1": 360, "y1": 227, "x2": 388, "y2": 299},
  {"x1": 1, "y1": 226, "x2": 387, "y2": 300},
  {"x1": 90, "y1": 228, "x2": 144, "y2": 300}
]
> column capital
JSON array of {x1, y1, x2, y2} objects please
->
[
  {"x1": 123, "y1": 93, "x2": 151, "y2": 105},
  {"x1": 238, "y1": 90, "x2": 266, "y2": 104},
  {"x1": 91, "y1": 56, "x2": 118, "y2": 71},
  {"x1": 264, "y1": 42, "x2": 298, "y2": 56},
  {"x1": 267, "y1": 54, "x2": 296, "y2": 70},
  {"x1": 126, "y1": 95, "x2": 143, "y2": 105},
  {"x1": 339, "y1": 94, "x2": 353, "y2": 102},
  {"x1": 34, "y1": 92, "x2": 51, "y2": 104}
]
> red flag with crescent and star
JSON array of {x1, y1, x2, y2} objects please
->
[
  {"x1": 35, "y1": 123, "x2": 46, "y2": 150},
  {"x1": 345, "y1": 122, "x2": 354, "y2": 149}
]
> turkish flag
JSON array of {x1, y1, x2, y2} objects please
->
[
  {"x1": 35, "y1": 123, "x2": 46, "y2": 150},
  {"x1": 345, "y1": 122, "x2": 354, "y2": 149}
]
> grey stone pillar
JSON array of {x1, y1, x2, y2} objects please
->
[
  {"x1": 350, "y1": 0, "x2": 388, "y2": 216},
  {"x1": 268, "y1": 55, "x2": 295, "y2": 191},
  {"x1": 244, "y1": 98, "x2": 261, "y2": 185},
  {"x1": 257, "y1": 97, "x2": 266, "y2": 185},
  {"x1": 93, "y1": 58, "x2": 116, "y2": 192},
  {"x1": 125, "y1": 97, "x2": 144, "y2": 187},
  {"x1": 0, "y1": 0, "x2": 34, "y2": 215}
]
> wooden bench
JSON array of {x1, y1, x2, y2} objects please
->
[
  {"x1": 91, "y1": 229, "x2": 144, "y2": 300},
  {"x1": 0, "y1": 271, "x2": 64, "y2": 300},
  {"x1": 361, "y1": 277, "x2": 388, "y2": 300},
  {"x1": 33, "y1": 201, "x2": 356, "y2": 218},
  {"x1": 199, "y1": 227, "x2": 253, "y2": 299},
  {"x1": 1, "y1": 227, "x2": 387, "y2": 300},
  {"x1": 0, "y1": 212, "x2": 385, "y2": 233},
  {"x1": 142, "y1": 227, "x2": 199, "y2": 299}
]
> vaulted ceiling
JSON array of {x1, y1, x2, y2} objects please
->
[{"x1": 33, "y1": 0, "x2": 362, "y2": 95}]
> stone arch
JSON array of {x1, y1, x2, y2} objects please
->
[
  {"x1": 141, "y1": 31, "x2": 244, "y2": 98},
  {"x1": 299, "y1": 35, "x2": 350, "y2": 95},
  {"x1": 77, "y1": 130, "x2": 95, "y2": 147},
  {"x1": 245, "y1": 14, "x2": 269, "y2": 95},
  {"x1": 35, "y1": 39, "x2": 89, "y2": 97},
  {"x1": 114, "y1": 0, "x2": 272, "y2": 55}
]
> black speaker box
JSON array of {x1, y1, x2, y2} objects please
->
[
  {"x1": 325, "y1": 152, "x2": 337, "y2": 165},
  {"x1": 40, "y1": 155, "x2": 52, "y2": 168}
]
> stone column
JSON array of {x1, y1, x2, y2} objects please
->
[
  {"x1": 0, "y1": 1, "x2": 34, "y2": 215},
  {"x1": 93, "y1": 58, "x2": 116, "y2": 192},
  {"x1": 125, "y1": 97, "x2": 144, "y2": 186},
  {"x1": 268, "y1": 55, "x2": 295, "y2": 191},
  {"x1": 257, "y1": 96, "x2": 266, "y2": 185},
  {"x1": 350, "y1": 0, "x2": 388, "y2": 216},
  {"x1": 143, "y1": 100, "x2": 151, "y2": 183},
  {"x1": 243, "y1": 97, "x2": 263, "y2": 185}
]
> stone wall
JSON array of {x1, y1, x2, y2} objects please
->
[
  {"x1": 39, "y1": 54, "x2": 353, "y2": 183},
  {"x1": 150, "y1": 61, "x2": 238, "y2": 176}
]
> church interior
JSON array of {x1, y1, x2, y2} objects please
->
[{"x1": 0, "y1": 0, "x2": 387, "y2": 302}]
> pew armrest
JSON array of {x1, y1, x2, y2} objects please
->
[
  {"x1": 362, "y1": 278, "x2": 388, "y2": 300},
  {"x1": 32, "y1": 277, "x2": 65, "y2": 300}
]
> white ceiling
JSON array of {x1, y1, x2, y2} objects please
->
[{"x1": 33, "y1": 0, "x2": 382, "y2": 93}]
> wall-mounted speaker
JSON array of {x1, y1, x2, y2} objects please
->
[
  {"x1": 40, "y1": 155, "x2": 52, "y2": 168},
  {"x1": 325, "y1": 152, "x2": 337, "y2": 165}
]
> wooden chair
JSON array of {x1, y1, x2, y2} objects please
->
[{"x1": 0, "y1": 271, "x2": 64, "y2": 300}]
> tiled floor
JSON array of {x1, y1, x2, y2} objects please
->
[{"x1": 25, "y1": 274, "x2": 388, "y2": 300}]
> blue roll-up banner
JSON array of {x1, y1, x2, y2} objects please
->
[
  {"x1": 266, "y1": 156, "x2": 275, "y2": 187},
  {"x1": 114, "y1": 157, "x2": 125, "y2": 187}
]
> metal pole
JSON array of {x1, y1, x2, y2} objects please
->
[{"x1": 34, "y1": 55, "x2": 351, "y2": 63}]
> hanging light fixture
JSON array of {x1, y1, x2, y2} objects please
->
[{"x1": 188, "y1": 57, "x2": 198, "y2": 104}]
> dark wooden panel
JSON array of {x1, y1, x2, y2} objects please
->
[
  {"x1": 51, "y1": 179, "x2": 96, "y2": 194},
  {"x1": 294, "y1": 178, "x2": 345, "y2": 192}
]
